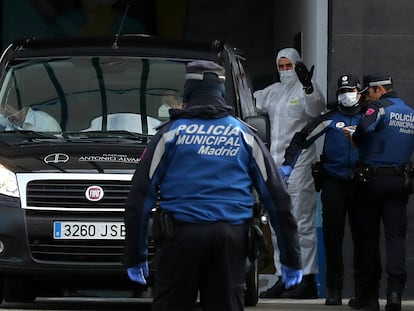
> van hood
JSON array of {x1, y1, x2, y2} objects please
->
[{"x1": 0, "y1": 136, "x2": 145, "y2": 173}]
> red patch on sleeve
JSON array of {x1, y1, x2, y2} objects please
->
[{"x1": 365, "y1": 108, "x2": 375, "y2": 116}]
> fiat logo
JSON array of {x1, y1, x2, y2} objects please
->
[{"x1": 85, "y1": 185, "x2": 104, "y2": 201}]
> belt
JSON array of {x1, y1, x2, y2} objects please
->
[{"x1": 369, "y1": 166, "x2": 404, "y2": 176}]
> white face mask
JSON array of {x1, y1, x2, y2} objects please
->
[
  {"x1": 158, "y1": 103, "x2": 170, "y2": 118},
  {"x1": 279, "y1": 69, "x2": 296, "y2": 84},
  {"x1": 338, "y1": 92, "x2": 358, "y2": 107}
]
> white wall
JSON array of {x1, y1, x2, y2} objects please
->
[
  {"x1": 302, "y1": 0, "x2": 328, "y2": 157},
  {"x1": 302, "y1": 0, "x2": 328, "y2": 100},
  {"x1": 273, "y1": 0, "x2": 328, "y2": 101}
]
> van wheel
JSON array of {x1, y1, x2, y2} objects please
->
[
  {"x1": 3, "y1": 278, "x2": 36, "y2": 303},
  {"x1": 244, "y1": 259, "x2": 259, "y2": 306}
]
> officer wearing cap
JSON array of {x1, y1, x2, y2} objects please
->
[
  {"x1": 280, "y1": 74, "x2": 364, "y2": 305},
  {"x1": 123, "y1": 60, "x2": 302, "y2": 311},
  {"x1": 347, "y1": 74, "x2": 414, "y2": 311}
]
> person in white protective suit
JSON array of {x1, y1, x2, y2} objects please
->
[{"x1": 254, "y1": 47, "x2": 326, "y2": 299}]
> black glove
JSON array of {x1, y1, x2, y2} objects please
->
[{"x1": 295, "y1": 61, "x2": 314, "y2": 94}]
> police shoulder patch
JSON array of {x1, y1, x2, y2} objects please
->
[{"x1": 365, "y1": 107, "x2": 376, "y2": 116}]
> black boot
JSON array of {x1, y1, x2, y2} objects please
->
[
  {"x1": 362, "y1": 298, "x2": 380, "y2": 311},
  {"x1": 385, "y1": 292, "x2": 401, "y2": 311},
  {"x1": 348, "y1": 296, "x2": 364, "y2": 309},
  {"x1": 325, "y1": 289, "x2": 342, "y2": 305},
  {"x1": 278, "y1": 274, "x2": 318, "y2": 299},
  {"x1": 259, "y1": 278, "x2": 285, "y2": 298},
  {"x1": 349, "y1": 296, "x2": 379, "y2": 311}
]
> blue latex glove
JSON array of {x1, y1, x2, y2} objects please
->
[
  {"x1": 281, "y1": 265, "x2": 303, "y2": 289},
  {"x1": 127, "y1": 261, "x2": 149, "y2": 285},
  {"x1": 279, "y1": 165, "x2": 293, "y2": 183}
]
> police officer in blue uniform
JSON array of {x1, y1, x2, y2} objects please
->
[
  {"x1": 279, "y1": 74, "x2": 364, "y2": 306},
  {"x1": 123, "y1": 60, "x2": 303, "y2": 311},
  {"x1": 346, "y1": 74, "x2": 414, "y2": 311}
]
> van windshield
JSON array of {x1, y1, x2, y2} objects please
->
[{"x1": 0, "y1": 56, "x2": 187, "y2": 134}]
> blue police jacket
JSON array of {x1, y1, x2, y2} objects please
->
[
  {"x1": 283, "y1": 108, "x2": 363, "y2": 180},
  {"x1": 123, "y1": 94, "x2": 301, "y2": 269},
  {"x1": 353, "y1": 91, "x2": 414, "y2": 166}
]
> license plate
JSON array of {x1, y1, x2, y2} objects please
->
[{"x1": 54, "y1": 221, "x2": 125, "y2": 240}]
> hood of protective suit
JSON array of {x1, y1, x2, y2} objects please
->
[
  {"x1": 276, "y1": 48, "x2": 301, "y2": 86},
  {"x1": 276, "y1": 48, "x2": 301, "y2": 67}
]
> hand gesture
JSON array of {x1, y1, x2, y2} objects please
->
[{"x1": 295, "y1": 61, "x2": 314, "y2": 93}]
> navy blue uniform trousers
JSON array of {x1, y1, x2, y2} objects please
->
[
  {"x1": 353, "y1": 174, "x2": 408, "y2": 299},
  {"x1": 321, "y1": 175, "x2": 359, "y2": 293},
  {"x1": 152, "y1": 221, "x2": 247, "y2": 311}
]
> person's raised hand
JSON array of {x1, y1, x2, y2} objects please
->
[{"x1": 295, "y1": 61, "x2": 314, "y2": 93}]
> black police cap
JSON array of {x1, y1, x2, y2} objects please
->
[
  {"x1": 337, "y1": 74, "x2": 361, "y2": 91},
  {"x1": 361, "y1": 74, "x2": 392, "y2": 93}
]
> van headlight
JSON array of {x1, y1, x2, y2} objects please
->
[{"x1": 0, "y1": 164, "x2": 19, "y2": 198}]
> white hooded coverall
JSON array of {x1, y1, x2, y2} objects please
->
[{"x1": 254, "y1": 48, "x2": 326, "y2": 277}]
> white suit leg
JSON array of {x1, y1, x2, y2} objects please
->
[{"x1": 272, "y1": 159, "x2": 318, "y2": 276}]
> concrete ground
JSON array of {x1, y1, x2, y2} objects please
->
[{"x1": 247, "y1": 298, "x2": 414, "y2": 311}]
